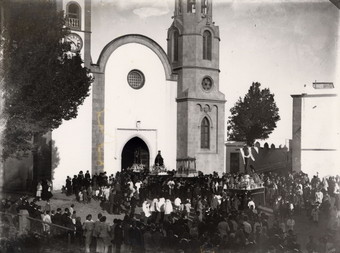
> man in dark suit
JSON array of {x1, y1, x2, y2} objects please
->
[
  {"x1": 52, "y1": 208, "x2": 63, "y2": 236},
  {"x1": 62, "y1": 208, "x2": 75, "y2": 242}
]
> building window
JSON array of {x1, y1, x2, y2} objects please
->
[
  {"x1": 173, "y1": 30, "x2": 179, "y2": 62},
  {"x1": 67, "y1": 2, "x2": 81, "y2": 29},
  {"x1": 187, "y1": 0, "x2": 196, "y2": 13},
  {"x1": 201, "y1": 117, "x2": 210, "y2": 149},
  {"x1": 127, "y1": 69, "x2": 145, "y2": 89},
  {"x1": 178, "y1": 0, "x2": 182, "y2": 13},
  {"x1": 201, "y1": 0, "x2": 208, "y2": 14},
  {"x1": 201, "y1": 76, "x2": 213, "y2": 91},
  {"x1": 203, "y1": 30, "x2": 212, "y2": 60}
]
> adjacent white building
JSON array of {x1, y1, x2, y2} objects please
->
[{"x1": 291, "y1": 82, "x2": 340, "y2": 178}]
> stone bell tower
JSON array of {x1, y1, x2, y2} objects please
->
[
  {"x1": 56, "y1": 0, "x2": 91, "y2": 68},
  {"x1": 167, "y1": 0, "x2": 226, "y2": 175}
]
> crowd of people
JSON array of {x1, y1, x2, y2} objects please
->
[
  {"x1": 2, "y1": 169, "x2": 340, "y2": 253},
  {"x1": 264, "y1": 172, "x2": 340, "y2": 225}
]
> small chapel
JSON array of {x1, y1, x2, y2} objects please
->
[{"x1": 50, "y1": 0, "x2": 226, "y2": 186}]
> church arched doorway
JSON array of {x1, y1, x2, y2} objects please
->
[{"x1": 121, "y1": 137, "x2": 149, "y2": 171}]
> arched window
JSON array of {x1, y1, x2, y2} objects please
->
[
  {"x1": 187, "y1": 0, "x2": 196, "y2": 13},
  {"x1": 173, "y1": 30, "x2": 179, "y2": 62},
  {"x1": 67, "y1": 3, "x2": 81, "y2": 29},
  {"x1": 203, "y1": 30, "x2": 212, "y2": 60},
  {"x1": 201, "y1": 0, "x2": 208, "y2": 14},
  {"x1": 201, "y1": 117, "x2": 210, "y2": 149}
]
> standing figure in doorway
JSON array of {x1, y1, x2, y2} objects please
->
[{"x1": 134, "y1": 149, "x2": 140, "y2": 164}]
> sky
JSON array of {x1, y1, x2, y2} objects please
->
[{"x1": 90, "y1": 0, "x2": 339, "y2": 146}]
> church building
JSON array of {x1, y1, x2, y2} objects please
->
[{"x1": 52, "y1": 0, "x2": 226, "y2": 187}]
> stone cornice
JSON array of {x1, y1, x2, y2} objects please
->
[
  {"x1": 291, "y1": 93, "x2": 337, "y2": 98},
  {"x1": 173, "y1": 66, "x2": 220, "y2": 72},
  {"x1": 176, "y1": 97, "x2": 226, "y2": 103}
]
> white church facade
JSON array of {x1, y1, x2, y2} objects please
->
[
  {"x1": 53, "y1": 0, "x2": 226, "y2": 188},
  {"x1": 92, "y1": 36, "x2": 178, "y2": 175}
]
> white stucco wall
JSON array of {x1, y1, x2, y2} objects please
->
[
  {"x1": 300, "y1": 95, "x2": 340, "y2": 177},
  {"x1": 301, "y1": 96, "x2": 338, "y2": 150},
  {"x1": 104, "y1": 43, "x2": 177, "y2": 175},
  {"x1": 301, "y1": 150, "x2": 339, "y2": 177}
]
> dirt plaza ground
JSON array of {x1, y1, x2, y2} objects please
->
[
  {"x1": 1, "y1": 189, "x2": 339, "y2": 253},
  {"x1": 30, "y1": 191, "x2": 339, "y2": 253}
]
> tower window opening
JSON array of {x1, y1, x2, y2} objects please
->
[
  {"x1": 201, "y1": 0, "x2": 208, "y2": 14},
  {"x1": 201, "y1": 117, "x2": 210, "y2": 149},
  {"x1": 178, "y1": 0, "x2": 182, "y2": 13},
  {"x1": 67, "y1": 3, "x2": 81, "y2": 29},
  {"x1": 187, "y1": 0, "x2": 196, "y2": 13},
  {"x1": 173, "y1": 30, "x2": 179, "y2": 62},
  {"x1": 203, "y1": 30, "x2": 212, "y2": 60}
]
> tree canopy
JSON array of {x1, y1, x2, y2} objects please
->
[
  {"x1": 1, "y1": 0, "x2": 93, "y2": 159},
  {"x1": 227, "y1": 82, "x2": 280, "y2": 146}
]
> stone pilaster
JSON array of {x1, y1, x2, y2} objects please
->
[
  {"x1": 91, "y1": 69, "x2": 105, "y2": 175},
  {"x1": 291, "y1": 95, "x2": 302, "y2": 172}
]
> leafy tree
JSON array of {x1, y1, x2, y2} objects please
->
[
  {"x1": 1, "y1": 0, "x2": 93, "y2": 159},
  {"x1": 227, "y1": 82, "x2": 280, "y2": 146}
]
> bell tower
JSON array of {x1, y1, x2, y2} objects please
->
[
  {"x1": 57, "y1": 0, "x2": 91, "y2": 68},
  {"x1": 167, "y1": 0, "x2": 226, "y2": 175}
]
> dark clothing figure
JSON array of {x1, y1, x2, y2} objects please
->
[
  {"x1": 134, "y1": 150, "x2": 140, "y2": 164},
  {"x1": 66, "y1": 177, "x2": 72, "y2": 196},
  {"x1": 53, "y1": 212, "x2": 63, "y2": 225},
  {"x1": 114, "y1": 223, "x2": 124, "y2": 253},
  {"x1": 41, "y1": 180, "x2": 49, "y2": 200},
  {"x1": 75, "y1": 218, "x2": 83, "y2": 245},
  {"x1": 85, "y1": 171, "x2": 91, "y2": 180},
  {"x1": 72, "y1": 176, "x2": 79, "y2": 196},
  {"x1": 62, "y1": 212, "x2": 75, "y2": 242},
  {"x1": 109, "y1": 190, "x2": 115, "y2": 214},
  {"x1": 154, "y1": 151, "x2": 164, "y2": 166}
]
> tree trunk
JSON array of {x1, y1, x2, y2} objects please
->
[{"x1": 32, "y1": 132, "x2": 52, "y2": 192}]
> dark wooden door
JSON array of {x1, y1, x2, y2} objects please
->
[{"x1": 230, "y1": 152, "x2": 240, "y2": 174}]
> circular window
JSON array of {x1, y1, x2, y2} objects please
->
[
  {"x1": 201, "y1": 76, "x2": 213, "y2": 91},
  {"x1": 127, "y1": 69, "x2": 145, "y2": 89}
]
